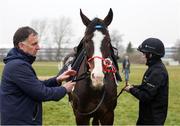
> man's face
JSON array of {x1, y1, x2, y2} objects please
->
[{"x1": 19, "y1": 33, "x2": 40, "y2": 56}]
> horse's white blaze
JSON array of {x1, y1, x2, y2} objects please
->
[{"x1": 91, "y1": 31, "x2": 105, "y2": 88}]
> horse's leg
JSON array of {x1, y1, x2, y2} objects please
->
[
  {"x1": 99, "y1": 111, "x2": 114, "y2": 125},
  {"x1": 75, "y1": 115, "x2": 90, "y2": 125},
  {"x1": 92, "y1": 116, "x2": 100, "y2": 126}
]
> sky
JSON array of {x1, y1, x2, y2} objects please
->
[{"x1": 0, "y1": 0, "x2": 180, "y2": 48}]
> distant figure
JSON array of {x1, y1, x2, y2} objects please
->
[{"x1": 122, "y1": 55, "x2": 130, "y2": 84}]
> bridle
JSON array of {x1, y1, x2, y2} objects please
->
[
  {"x1": 70, "y1": 46, "x2": 118, "y2": 115},
  {"x1": 72, "y1": 57, "x2": 117, "y2": 83},
  {"x1": 71, "y1": 48, "x2": 117, "y2": 82}
]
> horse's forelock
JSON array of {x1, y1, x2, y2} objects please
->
[{"x1": 85, "y1": 18, "x2": 107, "y2": 35}]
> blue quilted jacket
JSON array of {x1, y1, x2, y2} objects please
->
[{"x1": 0, "y1": 48, "x2": 67, "y2": 125}]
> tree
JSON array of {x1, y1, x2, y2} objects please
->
[
  {"x1": 126, "y1": 42, "x2": 134, "y2": 53},
  {"x1": 30, "y1": 19, "x2": 47, "y2": 42},
  {"x1": 110, "y1": 30, "x2": 125, "y2": 56},
  {"x1": 51, "y1": 17, "x2": 73, "y2": 61}
]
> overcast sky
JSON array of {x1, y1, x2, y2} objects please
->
[{"x1": 0, "y1": 0, "x2": 180, "y2": 48}]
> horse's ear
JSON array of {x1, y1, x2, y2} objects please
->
[
  {"x1": 103, "y1": 8, "x2": 113, "y2": 27},
  {"x1": 80, "y1": 9, "x2": 91, "y2": 26}
]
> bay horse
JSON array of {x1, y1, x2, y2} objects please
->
[{"x1": 69, "y1": 8, "x2": 119, "y2": 125}]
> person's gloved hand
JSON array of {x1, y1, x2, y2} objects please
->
[{"x1": 124, "y1": 85, "x2": 133, "y2": 92}]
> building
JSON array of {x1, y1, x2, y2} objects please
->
[
  {"x1": 162, "y1": 47, "x2": 179, "y2": 66},
  {"x1": 0, "y1": 47, "x2": 179, "y2": 65},
  {"x1": 0, "y1": 48, "x2": 73, "y2": 61}
]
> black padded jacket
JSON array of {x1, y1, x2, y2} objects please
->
[{"x1": 130, "y1": 59, "x2": 169, "y2": 125}]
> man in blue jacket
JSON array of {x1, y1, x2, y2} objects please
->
[{"x1": 0, "y1": 26, "x2": 76, "y2": 125}]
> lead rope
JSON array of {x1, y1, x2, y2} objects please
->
[
  {"x1": 74, "y1": 90, "x2": 106, "y2": 116},
  {"x1": 117, "y1": 81, "x2": 128, "y2": 98}
]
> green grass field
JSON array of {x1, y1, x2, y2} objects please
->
[{"x1": 0, "y1": 62, "x2": 180, "y2": 125}]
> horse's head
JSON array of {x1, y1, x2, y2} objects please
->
[{"x1": 80, "y1": 9, "x2": 114, "y2": 89}]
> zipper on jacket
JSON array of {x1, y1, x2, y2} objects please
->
[{"x1": 32, "y1": 103, "x2": 39, "y2": 121}]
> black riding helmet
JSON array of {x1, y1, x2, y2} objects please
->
[{"x1": 137, "y1": 38, "x2": 165, "y2": 57}]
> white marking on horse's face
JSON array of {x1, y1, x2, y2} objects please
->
[{"x1": 91, "y1": 31, "x2": 105, "y2": 89}]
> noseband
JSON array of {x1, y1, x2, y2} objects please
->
[{"x1": 88, "y1": 56, "x2": 116, "y2": 73}]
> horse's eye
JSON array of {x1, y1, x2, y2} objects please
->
[{"x1": 85, "y1": 40, "x2": 89, "y2": 43}]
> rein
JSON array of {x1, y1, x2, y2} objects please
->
[
  {"x1": 74, "y1": 81, "x2": 127, "y2": 116},
  {"x1": 116, "y1": 81, "x2": 128, "y2": 98},
  {"x1": 74, "y1": 90, "x2": 106, "y2": 116},
  {"x1": 70, "y1": 48, "x2": 90, "y2": 82},
  {"x1": 72, "y1": 72, "x2": 90, "y2": 82}
]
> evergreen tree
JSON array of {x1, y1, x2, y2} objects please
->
[{"x1": 126, "y1": 42, "x2": 134, "y2": 53}]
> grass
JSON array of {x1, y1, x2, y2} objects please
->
[{"x1": 0, "y1": 62, "x2": 180, "y2": 125}]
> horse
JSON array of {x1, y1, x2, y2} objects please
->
[{"x1": 68, "y1": 8, "x2": 119, "y2": 125}]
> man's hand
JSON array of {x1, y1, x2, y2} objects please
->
[
  {"x1": 62, "y1": 81, "x2": 76, "y2": 93},
  {"x1": 124, "y1": 85, "x2": 133, "y2": 93},
  {"x1": 56, "y1": 69, "x2": 76, "y2": 83}
]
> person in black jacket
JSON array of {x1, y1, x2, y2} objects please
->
[
  {"x1": 124, "y1": 38, "x2": 169, "y2": 125},
  {"x1": 0, "y1": 26, "x2": 76, "y2": 125}
]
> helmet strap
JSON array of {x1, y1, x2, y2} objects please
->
[
  {"x1": 145, "y1": 53, "x2": 161, "y2": 66},
  {"x1": 144, "y1": 53, "x2": 152, "y2": 59}
]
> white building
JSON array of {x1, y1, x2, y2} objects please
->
[{"x1": 162, "y1": 47, "x2": 179, "y2": 66}]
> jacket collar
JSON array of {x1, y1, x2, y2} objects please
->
[
  {"x1": 3, "y1": 48, "x2": 36, "y2": 64},
  {"x1": 146, "y1": 57, "x2": 161, "y2": 67}
]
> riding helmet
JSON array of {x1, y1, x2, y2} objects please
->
[{"x1": 137, "y1": 38, "x2": 165, "y2": 57}]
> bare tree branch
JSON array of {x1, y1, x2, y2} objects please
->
[
  {"x1": 30, "y1": 19, "x2": 47, "y2": 42},
  {"x1": 51, "y1": 17, "x2": 73, "y2": 61},
  {"x1": 110, "y1": 29, "x2": 125, "y2": 56}
]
